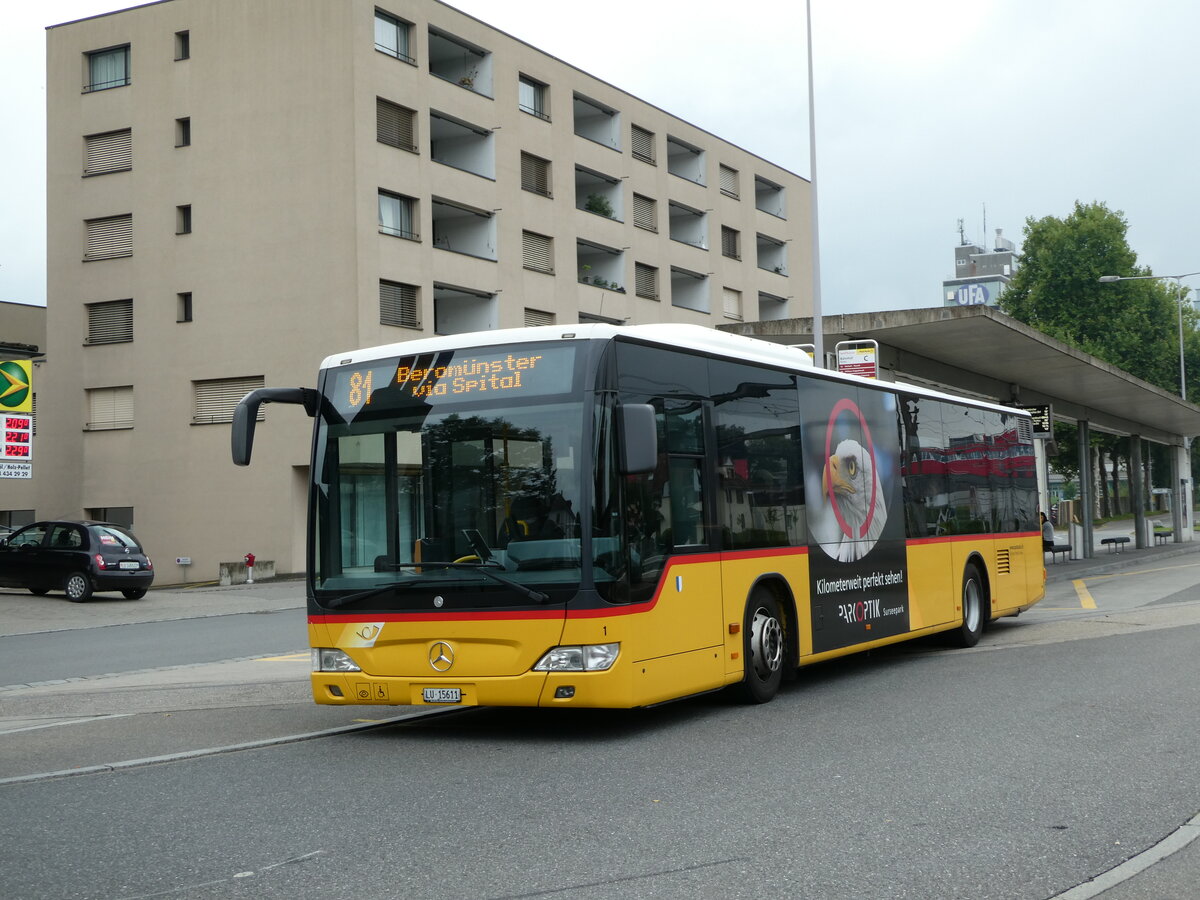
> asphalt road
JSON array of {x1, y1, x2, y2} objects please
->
[{"x1": 1, "y1": 541, "x2": 1199, "y2": 899}]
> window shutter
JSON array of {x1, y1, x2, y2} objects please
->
[
  {"x1": 632, "y1": 194, "x2": 657, "y2": 231},
  {"x1": 520, "y1": 152, "x2": 551, "y2": 196},
  {"x1": 193, "y1": 376, "x2": 264, "y2": 424},
  {"x1": 86, "y1": 299, "x2": 133, "y2": 344},
  {"x1": 524, "y1": 308, "x2": 554, "y2": 327},
  {"x1": 380, "y1": 280, "x2": 419, "y2": 327},
  {"x1": 85, "y1": 129, "x2": 132, "y2": 175},
  {"x1": 723, "y1": 287, "x2": 743, "y2": 320},
  {"x1": 377, "y1": 98, "x2": 416, "y2": 151},
  {"x1": 84, "y1": 215, "x2": 132, "y2": 260},
  {"x1": 719, "y1": 164, "x2": 739, "y2": 197},
  {"x1": 631, "y1": 125, "x2": 655, "y2": 163},
  {"x1": 635, "y1": 263, "x2": 658, "y2": 300},
  {"x1": 87, "y1": 386, "x2": 134, "y2": 430},
  {"x1": 721, "y1": 226, "x2": 740, "y2": 259},
  {"x1": 522, "y1": 231, "x2": 553, "y2": 273}
]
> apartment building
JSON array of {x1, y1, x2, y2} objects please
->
[{"x1": 43, "y1": 0, "x2": 811, "y2": 581}]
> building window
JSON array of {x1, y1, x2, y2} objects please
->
[
  {"x1": 175, "y1": 117, "x2": 191, "y2": 147},
  {"x1": 429, "y1": 29, "x2": 491, "y2": 94},
  {"x1": 378, "y1": 190, "x2": 417, "y2": 240},
  {"x1": 719, "y1": 164, "x2": 739, "y2": 198},
  {"x1": 85, "y1": 299, "x2": 133, "y2": 345},
  {"x1": 84, "y1": 129, "x2": 132, "y2": 175},
  {"x1": 519, "y1": 75, "x2": 549, "y2": 120},
  {"x1": 668, "y1": 202, "x2": 707, "y2": 249},
  {"x1": 86, "y1": 385, "x2": 134, "y2": 430},
  {"x1": 754, "y1": 176, "x2": 786, "y2": 218},
  {"x1": 667, "y1": 136, "x2": 705, "y2": 185},
  {"x1": 84, "y1": 214, "x2": 132, "y2": 260},
  {"x1": 0, "y1": 510, "x2": 36, "y2": 529},
  {"x1": 174, "y1": 31, "x2": 190, "y2": 61},
  {"x1": 377, "y1": 98, "x2": 417, "y2": 152},
  {"x1": 631, "y1": 125, "x2": 655, "y2": 164},
  {"x1": 380, "y1": 280, "x2": 419, "y2": 328},
  {"x1": 177, "y1": 292, "x2": 193, "y2": 323},
  {"x1": 757, "y1": 233, "x2": 787, "y2": 275},
  {"x1": 635, "y1": 263, "x2": 659, "y2": 301},
  {"x1": 431, "y1": 198, "x2": 496, "y2": 260},
  {"x1": 723, "y1": 287, "x2": 743, "y2": 321},
  {"x1": 520, "y1": 152, "x2": 551, "y2": 197},
  {"x1": 374, "y1": 10, "x2": 414, "y2": 63},
  {"x1": 721, "y1": 226, "x2": 740, "y2": 260},
  {"x1": 193, "y1": 376, "x2": 264, "y2": 425},
  {"x1": 573, "y1": 94, "x2": 619, "y2": 150},
  {"x1": 86, "y1": 45, "x2": 129, "y2": 92},
  {"x1": 84, "y1": 506, "x2": 134, "y2": 528},
  {"x1": 522, "y1": 231, "x2": 553, "y2": 274},
  {"x1": 632, "y1": 194, "x2": 657, "y2": 232},
  {"x1": 176, "y1": 205, "x2": 192, "y2": 235},
  {"x1": 429, "y1": 112, "x2": 494, "y2": 179},
  {"x1": 525, "y1": 308, "x2": 555, "y2": 327},
  {"x1": 575, "y1": 166, "x2": 621, "y2": 219}
]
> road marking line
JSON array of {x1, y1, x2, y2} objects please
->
[
  {"x1": 1072, "y1": 579, "x2": 1097, "y2": 609},
  {"x1": 257, "y1": 652, "x2": 308, "y2": 662},
  {"x1": 1052, "y1": 811, "x2": 1200, "y2": 899}
]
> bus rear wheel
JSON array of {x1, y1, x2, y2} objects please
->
[
  {"x1": 953, "y1": 563, "x2": 985, "y2": 648},
  {"x1": 739, "y1": 589, "x2": 785, "y2": 704}
]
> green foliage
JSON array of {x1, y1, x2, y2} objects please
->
[
  {"x1": 1000, "y1": 200, "x2": 1191, "y2": 394},
  {"x1": 584, "y1": 193, "x2": 614, "y2": 217}
]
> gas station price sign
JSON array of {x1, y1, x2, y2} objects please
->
[
  {"x1": 0, "y1": 360, "x2": 33, "y2": 478},
  {"x1": 329, "y1": 344, "x2": 577, "y2": 417}
]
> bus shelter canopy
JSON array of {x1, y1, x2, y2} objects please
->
[{"x1": 724, "y1": 305, "x2": 1200, "y2": 447}]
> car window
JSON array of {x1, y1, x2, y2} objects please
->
[
  {"x1": 49, "y1": 525, "x2": 84, "y2": 549},
  {"x1": 8, "y1": 524, "x2": 48, "y2": 548},
  {"x1": 93, "y1": 525, "x2": 141, "y2": 551}
]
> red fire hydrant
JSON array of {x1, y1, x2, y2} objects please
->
[{"x1": 244, "y1": 552, "x2": 256, "y2": 584}]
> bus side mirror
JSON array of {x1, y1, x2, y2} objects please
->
[
  {"x1": 231, "y1": 387, "x2": 320, "y2": 466},
  {"x1": 618, "y1": 403, "x2": 657, "y2": 475}
]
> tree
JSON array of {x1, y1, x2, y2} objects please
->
[{"x1": 1000, "y1": 201, "x2": 1185, "y2": 392}]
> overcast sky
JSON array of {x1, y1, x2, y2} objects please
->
[{"x1": 4, "y1": 0, "x2": 1198, "y2": 313}]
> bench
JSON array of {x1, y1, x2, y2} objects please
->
[
  {"x1": 1154, "y1": 530, "x2": 1173, "y2": 545},
  {"x1": 1100, "y1": 537, "x2": 1129, "y2": 553},
  {"x1": 1044, "y1": 543, "x2": 1071, "y2": 562}
]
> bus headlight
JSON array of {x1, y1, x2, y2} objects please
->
[
  {"x1": 533, "y1": 643, "x2": 619, "y2": 672},
  {"x1": 312, "y1": 648, "x2": 362, "y2": 672}
]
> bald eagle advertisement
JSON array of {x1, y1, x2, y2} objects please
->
[{"x1": 802, "y1": 381, "x2": 908, "y2": 654}]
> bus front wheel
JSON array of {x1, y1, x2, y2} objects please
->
[
  {"x1": 954, "y1": 563, "x2": 985, "y2": 648},
  {"x1": 739, "y1": 589, "x2": 785, "y2": 704}
]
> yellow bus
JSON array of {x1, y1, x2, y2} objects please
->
[{"x1": 232, "y1": 324, "x2": 1044, "y2": 708}]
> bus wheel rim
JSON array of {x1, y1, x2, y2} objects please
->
[{"x1": 750, "y1": 607, "x2": 783, "y2": 678}]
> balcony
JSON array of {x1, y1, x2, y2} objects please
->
[
  {"x1": 431, "y1": 198, "x2": 496, "y2": 260},
  {"x1": 755, "y1": 176, "x2": 786, "y2": 218},
  {"x1": 577, "y1": 240, "x2": 625, "y2": 292},
  {"x1": 429, "y1": 29, "x2": 492, "y2": 96},
  {"x1": 434, "y1": 283, "x2": 496, "y2": 335},
  {"x1": 670, "y1": 267, "x2": 709, "y2": 313},
  {"x1": 575, "y1": 166, "x2": 621, "y2": 220},
  {"x1": 667, "y1": 136, "x2": 705, "y2": 185},
  {"x1": 668, "y1": 202, "x2": 707, "y2": 249},
  {"x1": 430, "y1": 112, "x2": 494, "y2": 179},
  {"x1": 574, "y1": 94, "x2": 620, "y2": 150},
  {"x1": 756, "y1": 234, "x2": 786, "y2": 276}
]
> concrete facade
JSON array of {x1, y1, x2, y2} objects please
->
[{"x1": 42, "y1": 0, "x2": 811, "y2": 582}]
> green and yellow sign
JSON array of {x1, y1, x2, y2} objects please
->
[{"x1": 0, "y1": 360, "x2": 32, "y2": 413}]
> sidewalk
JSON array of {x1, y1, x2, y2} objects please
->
[{"x1": 1043, "y1": 520, "x2": 1200, "y2": 585}]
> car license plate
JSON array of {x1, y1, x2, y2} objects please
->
[
  {"x1": 118, "y1": 561, "x2": 140, "y2": 570},
  {"x1": 422, "y1": 687, "x2": 461, "y2": 703}
]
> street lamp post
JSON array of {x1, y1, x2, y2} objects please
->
[
  {"x1": 1098, "y1": 271, "x2": 1199, "y2": 401},
  {"x1": 1099, "y1": 271, "x2": 1199, "y2": 545}
]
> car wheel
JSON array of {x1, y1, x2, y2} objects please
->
[
  {"x1": 65, "y1": 572, "x2": 93, "y2": 603},
  {"x1": 29, "y1": 587, "x2": 51, "y2": 596},
  {"x1": 122, "y1": 588, "x2": 147, "y2": 600},
  {"x1": 953, "y1": 563, "x2": 986, "y2": 648},
  {"x1": 738, "y1": 587, "x2": 786, "y2": 704}
]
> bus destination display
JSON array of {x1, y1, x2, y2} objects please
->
[{"x1": 331, "y1": 344, "x2": 576, "y2": 415}]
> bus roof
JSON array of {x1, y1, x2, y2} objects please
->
[{"x1": 320, "y1": 323, "x2": 1029, "y2": 419}]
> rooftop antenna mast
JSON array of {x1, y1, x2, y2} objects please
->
[
  {"x1": 982, "y1": 203, "x2": 987, "y2": 249},
  {"x1": 957, "y1": 218, "x2": 966, "y2": 245}
]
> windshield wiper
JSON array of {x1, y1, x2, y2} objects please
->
[{"x1": 325, "y1": 561, "x2": 551, "y2": 607}]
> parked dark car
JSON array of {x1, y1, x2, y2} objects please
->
[{"x1": 0, "y1": 520, "x2": 154, "y2": 601}]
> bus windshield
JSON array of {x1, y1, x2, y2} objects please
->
[{"x1": 312, "y1": 344, "x2": 591, "y2": 607}]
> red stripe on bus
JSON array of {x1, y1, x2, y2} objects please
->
[{"x1": 310, "y1": 546, "x2": 811, "y2": 625}]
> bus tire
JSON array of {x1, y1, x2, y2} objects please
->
[
  {"x1": 954, "y1": 563, "x2": 985, "y2": 648},
  {"x1": 739, "y1": 588, "x2": 785, "y2": 704}
]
